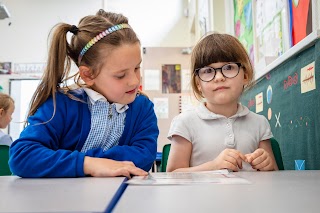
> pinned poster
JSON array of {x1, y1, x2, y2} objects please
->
[
  {"x1": 144, "y1": 69, "x2": 160, "y2": 91},
  {"x1": 162, "y1": 64, "x2": 181, "y2": 94},
  {"x1": 153, "y1": 97, "x2": 169, "y2": 119},
  {"x1": 255, "y1": 92, "x2": 263, "y2": 113},
  {"x1": 301, "y1": 61, "x2": 316, "y2": 93},
  {"x1": 181, "y1": 69, "x2": 191, "y2": 92}
]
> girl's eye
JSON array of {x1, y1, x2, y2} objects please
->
[{"x1": 116, "y1": 75, "x2": 125, "y2": 79}]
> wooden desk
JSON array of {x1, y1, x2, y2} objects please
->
[
  {"x1": 0, "y1": 176, "x2": 125, "y2": 212},
  {"x1": 114, "y1": 171, "x2": 320, "y2": 213}
]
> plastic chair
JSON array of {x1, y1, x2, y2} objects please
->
[
  {"x1": 160, "y1": 138, "x2": 284, "y2": 172},
  {"x1": 0, "y1": 145, "x2": 11, "y2": 176},
  {"x1": 160, "y1": 144, "x2": 171, "y2": 172},
  {"x1": 270, "y1": 138, "x2": 284, "y2": 170}
]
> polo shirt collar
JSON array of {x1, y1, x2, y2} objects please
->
[{"x1": 196, "y1": 102, "x2": 250, "y2": 120}]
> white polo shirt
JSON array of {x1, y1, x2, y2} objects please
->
[{"x1": 168, "y1": 103, "x2": 273, "y2": 171}]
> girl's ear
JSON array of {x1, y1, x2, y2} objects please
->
[
  {"x1": 79, "y1": 66, "x2": 94, "y2": 86},
  {"x1": 243, "y1": 72, "x2": 249, "y2": 85},
  {"x1": 0, "y1": 108, "x2": 4, "y2": 116},
  {"x1": 196, "y1": 79, "x2": 202, "y2": 92}
]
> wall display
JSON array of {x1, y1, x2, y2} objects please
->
[{"x1": 241, "y1": 39, "x2": 320, "y2": 170}]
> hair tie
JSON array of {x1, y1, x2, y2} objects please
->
[{"x1": 69, "y1": 25, "x2": 79, "y2": 35}]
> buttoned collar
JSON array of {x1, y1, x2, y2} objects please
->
[
  {"x1": 196, "y1": 102, "x2": 250, "y2": 120},
  {"x1": 83, "y1": 88, "x2": 129, "y2": 113}
]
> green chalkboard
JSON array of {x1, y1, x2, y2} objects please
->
[{"x1": 240, "y1": 39, "x2": 320, "y2": 170}]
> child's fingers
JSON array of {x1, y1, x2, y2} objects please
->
[
  {"x1": 222, "y1": 160, "x2": 239, "y2": 172},
  {"x1": 227, "y1": 150, "x2": 244, "y2": 169},
  {"x1": 113, "y1": 167, "x2": 147, "y2": 178},
  {"x1": 251, "y1": 154, "x2": 266, "y2": 167},
  {"x1": 245, "y1": 154, "x2": 253, "y2": 163},
  {"x1": 253, "y1": 157, "x2": 273, "y2": 170},
  {"x1": 128, "y1": 167, "x2": 148, "y2": 176},
  {"x1": 246, "y1": 149, "x2": 265, "y2": 163}
]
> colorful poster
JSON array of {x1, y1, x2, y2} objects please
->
[
  {"x1": 291, "y1": 0, "x2": 312, "y2": 45},
  {"x1": 162, "y1": 64, "x2": 181, "y2": 94},
  {"x1": 234, "y1": 0, "x2": 254, "y2": 64},
  {"x1": 0, "y1": 62, "x2": 12, "y2": 74}
]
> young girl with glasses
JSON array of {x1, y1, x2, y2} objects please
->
[
  {"x1": 167, "y1": 33, "x2": 278, "y2": 172},
  {"x1": 9, "y1": 10, "x2": 159, "y2": 178}
]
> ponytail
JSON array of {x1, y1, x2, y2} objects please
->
[{"x1": 27, "y1": 23, "x2": 73, "y2": 126}]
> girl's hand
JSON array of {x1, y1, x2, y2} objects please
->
[
  {"x1": 245, "y1": 148, "x2": 274, "y2": 171},
  {"x1": 83, "y1": 157, "x2": 148, "y2": 178},
  {"x1": 211, "y1": 149, "x2": 246, "y2": 172}
]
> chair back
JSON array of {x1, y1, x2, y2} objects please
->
[
  {"x1": 270, "y1": 138, "x2": 284, "y2": 170},
  {"x1": 160, "y1": 144, "x2": 171, "y2": 172},
  {"x1": 0, "y1": 145, "x2": 11, "y2": 176}
]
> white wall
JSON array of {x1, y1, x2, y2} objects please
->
[
  {"x1": 0, "y1": 0, "x2": 104, "y2": 63},
  {"x1": 105, "y1": 0, "x2": 191, "y2": 47},
  {"x1": 0, "y1": 0, "x2": 191, "y2": 63}
]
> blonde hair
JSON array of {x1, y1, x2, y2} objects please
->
[
  {"x1": 190, "y1": 32, "x2": 254, "y2": 100},
  {"x1": 27, "y1": 10, "x2": 141, "y2": 124},
  {"x1": 0, "y1": 93, "x2": 14, "y2": 112}
]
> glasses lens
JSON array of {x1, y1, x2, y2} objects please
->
[
  {"x1": 221, "y1": 63, "x2": 240, "y2": 78},
  {"x1": 198, "y1": 67, "x2": 215, "y2": 82}
]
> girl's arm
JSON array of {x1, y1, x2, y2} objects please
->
[
  {"x1": 166, "y1": 135, "x2": 246, "y2": 172},
  {"x1": 245, "y1": 139, "x2": 278, "y2": 171},
  {"x1": 166, "y1": 135, "x2": 192, "y2": 172}
]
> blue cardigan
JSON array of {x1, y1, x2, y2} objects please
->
[{"x1": 9, "y1": 90, "x2": 159, "y2": 177}]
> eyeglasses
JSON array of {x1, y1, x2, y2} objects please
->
[{"x1": 195, "y1": 63, "x2": 242, "y2": 82}]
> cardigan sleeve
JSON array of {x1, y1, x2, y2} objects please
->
[{"x1": 9, "y1": 92, "x2": 87, "y2": 178}]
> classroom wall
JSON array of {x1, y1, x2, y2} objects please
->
[
  {"x1": 105, "y1": 0, "x2": 192, "y2": 47},
  {"x1": 0, "y1": 0, "x2": 191, "y2": 63},
  {"x1": 141, "y1": 47, "x2": 191, "y2": 151},
  {"x1": 0, "y1": 0, "x2": 103, "y2": 63}
]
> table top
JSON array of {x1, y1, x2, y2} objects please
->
[
  {"x1": 114, "y1": 170, "x2": 320, "y2": 213},
  {"x1": 0, "y1": 176, "x2": 125, "y2": 213}
]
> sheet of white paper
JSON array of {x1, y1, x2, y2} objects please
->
[
  {"x1": 144, "y1": 69, "x2": 160, "y2": 91},
  {"x1": 126, "y1": 170, "x2": 251, "y2": 185},
  {"x1": 153, "y1": 97, "x2": 169, "y2": 119}
]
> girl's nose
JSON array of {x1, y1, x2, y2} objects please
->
[
  {"x1": 213, "y1": 69, "x2": 226, "y2": 82},
  {"x1": 128, "y1": 72, "x2": 140, "y2": 86}
]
